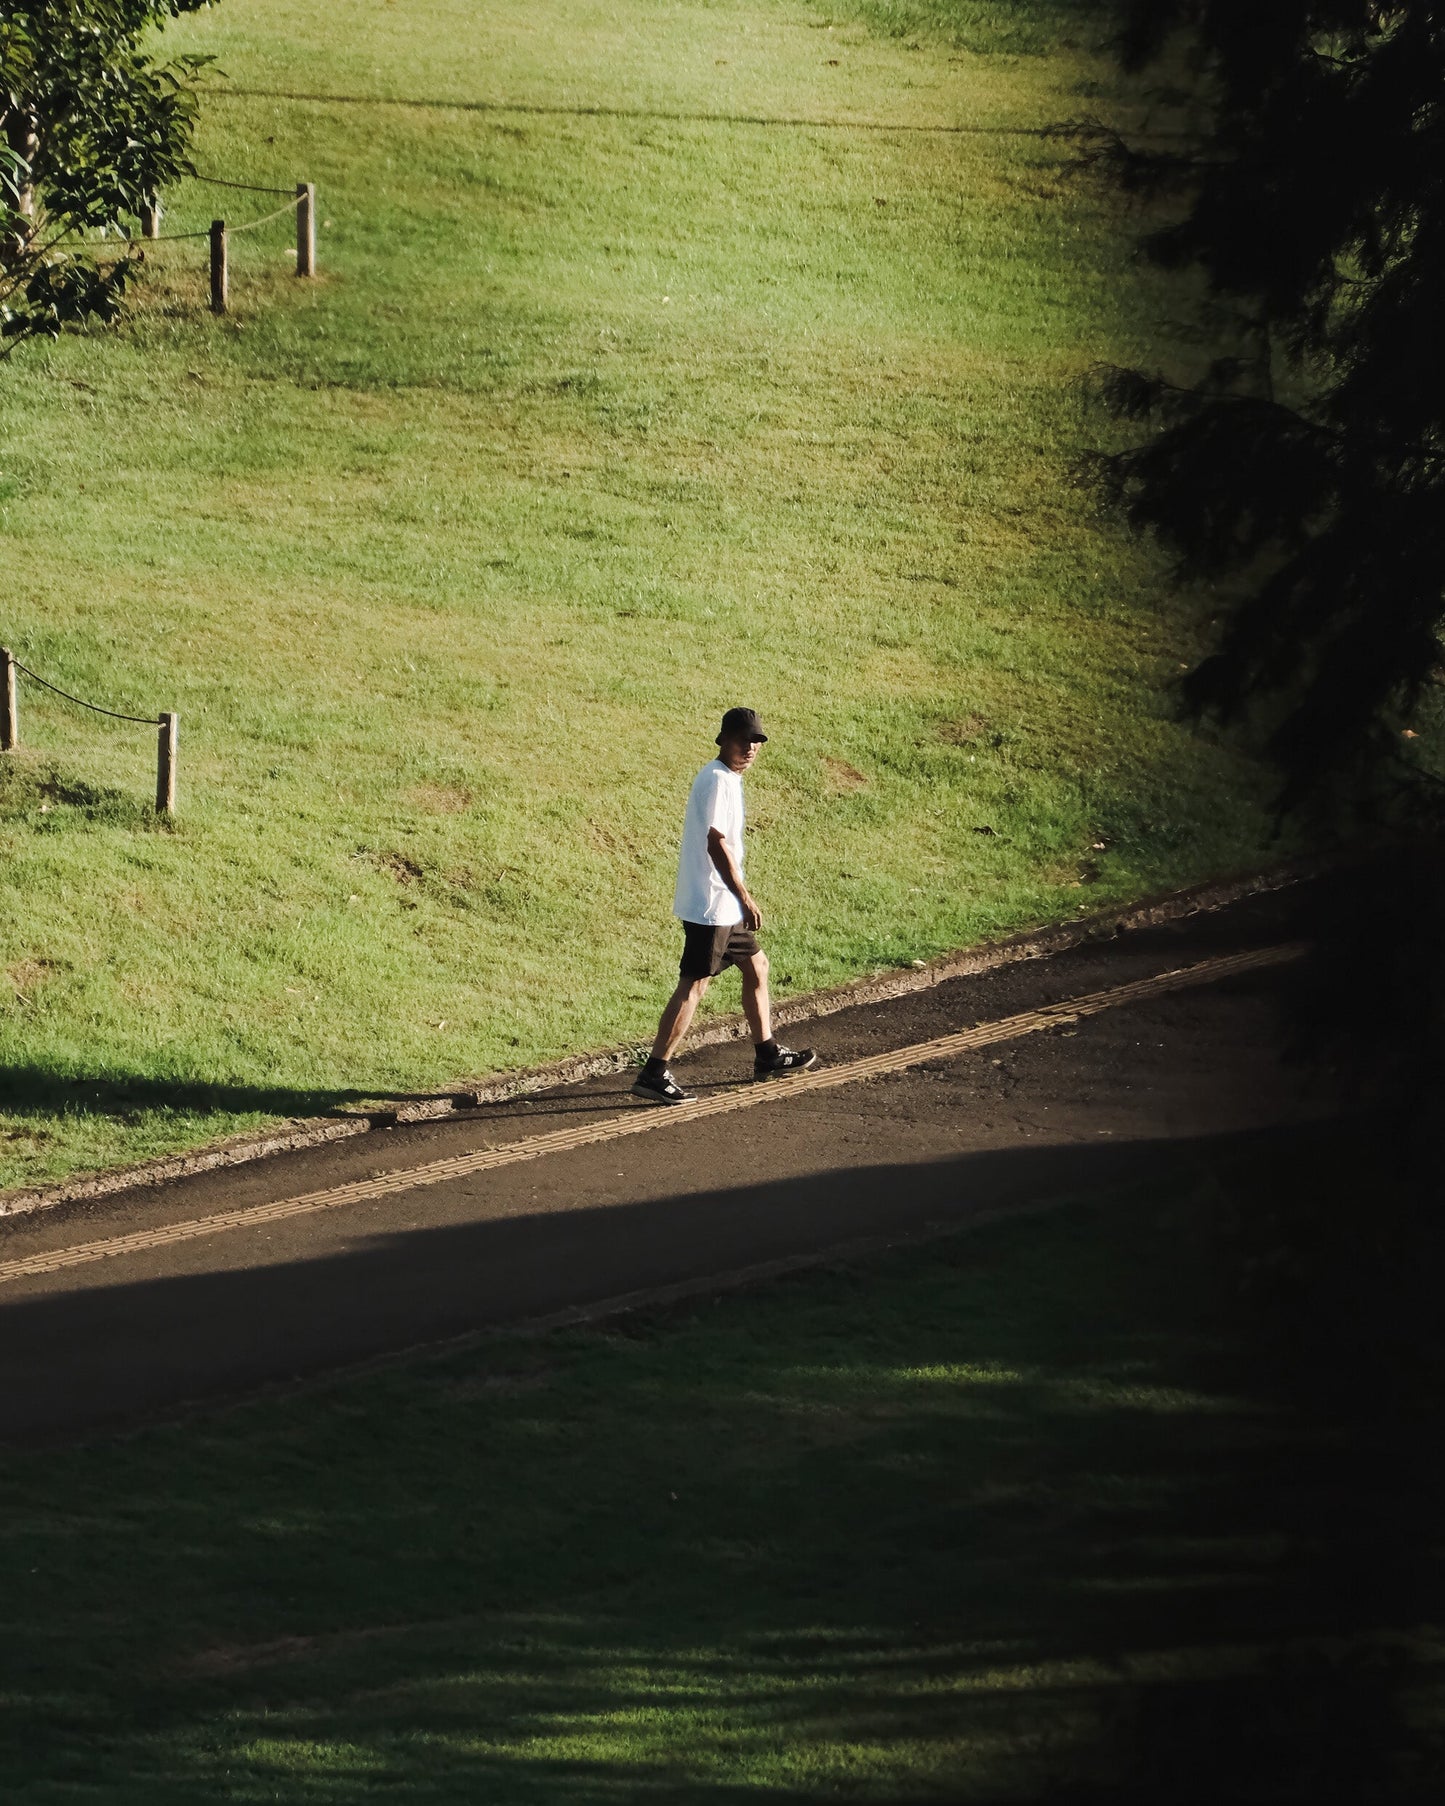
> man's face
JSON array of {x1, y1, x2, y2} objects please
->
[{"x1": 719, "y1": 732, "x2": 762, "y2": 774}]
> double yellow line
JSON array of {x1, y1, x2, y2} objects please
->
[{"x1": 0, "y1": 944, "x2": 1303, "y2": 1289}]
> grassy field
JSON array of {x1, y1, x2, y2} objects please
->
[
  {"x1": 1, "y1": 1170, "x2": 1437, "y2": 1801},
  {"x1": 0, "y1": 0, "x2": 1289, "y2": 1190}
]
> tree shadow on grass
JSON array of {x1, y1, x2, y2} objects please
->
[
  {"x1": 0, "y1": 1126, "x2": 1437, "y2": 1802},
  {"x1": 0, "y1": 1065, "x2": 460, "y2": 1124},
  {"x1": 0, "y1": 1064, "x2": 744, "y2": 1136}
]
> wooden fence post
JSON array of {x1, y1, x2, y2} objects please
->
[
  {"x1": 140, "y1": 200, "x2": 160, "y2": 239},
  {"x1": 209, "y1": 219, "x2": 228, "y2": 313},
  {"x1": 156, "y1": 712, "x2": 178, "y2": 816},
  {"x1": 296, "y1": 181, "x2": 316, "y2": 278},
  {"x1": 1, "y1": 648, "x2": 16, "y2": 752}
]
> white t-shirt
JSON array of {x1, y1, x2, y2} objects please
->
[{"x1": 673, "y1": 758, "x2": 745, "y2": 925}]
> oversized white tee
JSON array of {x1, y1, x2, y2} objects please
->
[{"x1": 672, "y1": 758, "x2": 745, "y2": 925}]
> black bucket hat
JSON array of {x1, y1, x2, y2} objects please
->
[{"x1": 717, "y1": 707, "x2": 768, "y2": 744}]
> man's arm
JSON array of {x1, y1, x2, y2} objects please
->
[{"x1": 707, "y1": 826, "x2": 761, "y2": 930}]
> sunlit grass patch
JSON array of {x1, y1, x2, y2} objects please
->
[{"x1": 0, "y1": 0, "x2": 1296, "y2": 1189}]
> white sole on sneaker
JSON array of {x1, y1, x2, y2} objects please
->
[
  {"x1": 630, "y1": 1080, "x2": 695, "y2": 1107},
  {"x1": 752, "y1": 1052, "x2": 819, "y2": 1081}
]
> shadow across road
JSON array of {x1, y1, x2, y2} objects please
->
[{"x1": 0, "y1": 1120, "x2": 1326, "y2": 1442}]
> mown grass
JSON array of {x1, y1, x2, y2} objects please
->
[
  {"x1": 0, "y1": 1174, "x2": 1437, "y2": 1802},
  {"x1": 0, "y1": 0, "x2": 1292, "y2": 1188}
]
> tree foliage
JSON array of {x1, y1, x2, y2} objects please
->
[
  {"x1": 0, "y1": 1, "x2": 211, "y2": 355},
  {"x1": 1080, "y1": 0, "x2": 1444, "y2": 812}
]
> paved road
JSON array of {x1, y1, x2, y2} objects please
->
[{"x1": 0, "y1": 889, "x2": 1331, "y2": 1440}]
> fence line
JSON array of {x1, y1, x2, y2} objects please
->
[
  {"x1": 137, "y1": 180, "x2": 317, "y2": 310},
  {"x1": 126, "y1": 177, "x2": 318, "y2": 312},
  {"x1": 191, "y1": 173, "x2": 296, "y2": 196},
  {"x1": 1, "y1": 647, "x2": 178, "y2": 817},
  {"x1": 96, "y1": 181, "x2": 319, "y2": 309},
  {"x1": 125, "y1": 224, "x2": 213, "y2": 243},
  {"x1": 8, "y1": 658, "x2": 159, "y2": 724},
  {"x1": 222, "y1": 194, "x2": 305, "y2": 235},
  {"x1": 128, "y1": 187, "x2": 304, "y2": 245}
]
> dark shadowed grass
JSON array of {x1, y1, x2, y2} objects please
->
[{"x1": 0, "y1": 1153, "x2": 1438, "y2": 1801}]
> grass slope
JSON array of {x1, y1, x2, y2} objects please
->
[
  {"x1": 1, "y1": 0, "x2": 1284, "y2": 1188},
  {"x1": 0, "y1": 1181, "x2": 1437, "y2": 1801}
]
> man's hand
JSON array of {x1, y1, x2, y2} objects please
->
[{"x1": 707, "y1": 826, "x2": 761, "y2": 929}]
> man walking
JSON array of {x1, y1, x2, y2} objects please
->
[{"x1": 633, "y1": 708, "x2": 817, "y2": 1106}]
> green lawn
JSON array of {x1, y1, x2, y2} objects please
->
[
  {"x1": 1, "y1": 1168, "x2": 1437, "y2": 1801},
  {"x1": 0, "y1": 0, "x2": 1287, "y2": 1190}
]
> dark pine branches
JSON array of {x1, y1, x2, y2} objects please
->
[{"x1": 1085, "y1": 0, "x2": 1445, "y2": 810}]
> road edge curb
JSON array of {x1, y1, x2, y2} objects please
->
[{"x1": 0, "y1": 859, "x2": 1314, "y2": 1222}]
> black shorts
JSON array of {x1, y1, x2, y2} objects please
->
[{"x1": 680, "y1": 920, "x2": 761, "y2": 979}]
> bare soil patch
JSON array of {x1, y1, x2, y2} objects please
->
[
  {"x1": 937, "y1": 714, "x2": 989, "y2": 745},
  {"x1": 823, "y1": 757, "x2": 870, "y2": 793},
  {"x1": 404, "y1": 783, "x2": 473, "y2": 815}
]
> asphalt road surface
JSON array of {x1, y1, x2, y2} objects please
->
[{"x1": 0, "y1": 889, "x2": 1334, "y2": 1440}]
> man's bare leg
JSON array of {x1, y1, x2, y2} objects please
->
[
  {"x1": 651, "y1": 975, "x2": 710, "y2": 1063},
  {"x1": 736, "y1": 951, "x2": 773, "y2": 1046},
  {"x1": 738, "y1": 950, "x2": 817, "y2": 1077}
]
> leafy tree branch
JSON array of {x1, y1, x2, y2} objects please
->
[{"x1": 1, "y1": 0, "x2": 213, "y2": 357}]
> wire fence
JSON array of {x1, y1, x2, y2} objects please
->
[
  {"x1": 1, "y1": 647, "x2": 178, "y2": 816},
  {"x1": 2, "y1": 171, "x2": 318, "y2": 816},
  {"x1": 7, "y1": 658, "x2": 160, "y2": 725},
  {"x1": 111, "y1": 174, "x2": 320, "y2": 309},
  {"x1": 227, "y1": 194, "x2": 306, "y2": 233},
  {"x1": 125, "y1": 188, "x2": 304, "y2": 245},
  {"x1": 192, "y1": 173, "x2": 296, "y2": 196}
]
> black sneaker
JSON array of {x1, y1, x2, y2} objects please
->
[
  {"x1": 753, "y1": 1045, "x2": 818, "y2": 1081},
  {"x1": 631, "y1": 1066, "x2": 695, "y2": 1106}
]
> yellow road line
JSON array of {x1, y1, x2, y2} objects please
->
[{"x1": 0, "y1": 944, "x2": 1303, "y2": 1288}]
